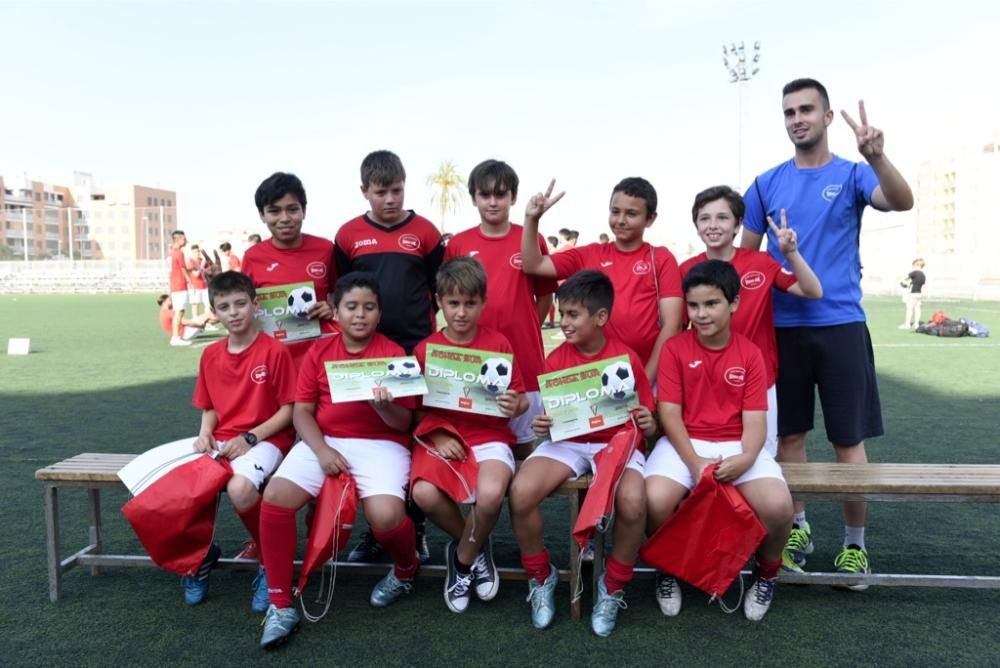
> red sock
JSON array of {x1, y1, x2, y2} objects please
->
[
  {"x1": 756, "y1": 555, "x2": 782, "y2": 581},
  {"x1": 520, "y1": 549, "x2": 551, "y2": 585},
  {"x1": 372, "y1": 516, "x2": 418, "y2": 580},
  {"x1": 604, "y1": 556, "x2": 634, "y2": 594},
  {"x1": 260, "y1": 501, "x2": 298, "y2": 608},
  {"x1": 236, "y1": 497, "x2": 262, "y2": 547}
]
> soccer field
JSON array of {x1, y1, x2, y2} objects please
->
[{"x1": 1, "y1": 294, "x2": 998, "y2": 667}]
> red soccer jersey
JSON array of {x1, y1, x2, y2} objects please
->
[
  {"x1": 227, "y1": 253, "x2": 241, "y2": 271},
  {"x1": 445, "y1": 224, "x2": 557, "y2": 391},
  {"x1": 657, "y1": 329, "x2": 767, "y2": 442},
  {"x1": 242, "y1": 234, "x2": 338, "y2": 365},
  {"x1": 550, "y1": 242, "x2": 682, "y2": 364},
  {"x1": 334, "y1": 213, "x2": 444, "y2": 354},
  {"x1": 192, "y1": 332, "x2": 297, "y2": 452},
  {"x1": 296, "y1": 332, "x2": 417, "y2": 447},
  {"x1": 680, "y1": 248, "x2": 798, "y2": 387},
  {"x1": 543, "y1": 336, "x2": 655, "y2": 445},
  {"x1": 159, "y1": 308, "x2": 173, "y2": 334},
  {"x1": 188, "y1": 258, "x2": 207, "y2": 290},
  {"x1": 414, "y1": 328, "x2": 526, "y2": 447},
  {"x1": 169, "y1": 248, "x2": 188, "y2": 292}
]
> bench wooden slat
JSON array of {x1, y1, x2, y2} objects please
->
[{"x1": 781, "y1": 463, "x2": 1000, "y2": 496}]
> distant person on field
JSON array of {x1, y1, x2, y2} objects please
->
[
  {"x1": 899, "y1": 258, "x2": 926, "y2": 330},
  {"x1": 187, "y1": 244, "x2": 209, "y2": 319},
  {"x1": 168, "y1": 230, "x2": 194, "y2": 347},
  {"x1": 599, "y1": 233, "x2": 611, "y2": 244},
  {"x1": 157, "y1": 294, "x2": 216, "y2": 342},
  {"x1": 220, "y1": 242, "x2": 242, "y2": 271},
  {"x1": 248, "y1": 233, "x2": 262, "y2": 246},
  {"x1": 740, "y1": 77, "x2": 914, "y2": 585}
]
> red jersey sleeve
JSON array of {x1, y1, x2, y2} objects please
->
[
  {"x1": 742, "y1": 341, "x2": 769, "y2": 412},
  {"x1": 656, "y1": 340, "x2": 684, "y2": 405},
  {"x1": 271, "y1": 344, "x2": 297, "y2": 406},
  {"x1": 630, "y1": 348, "x2": 655, "y2": 412},
  {"x1": 192, "y1": 354, "x2": 214, "y2": 410},
  {"x1": 771, "y1": 256, "x2": 799, "y2": 293},
  {"x1": 295, "y1": 344, "x2": 323, "y2": 404},
  {"x1": 654, "y1": 246, "x2": 683, "y2": 299},
  {"x1": 549, "y1": 246, "x2": 585, "y2": 279}
]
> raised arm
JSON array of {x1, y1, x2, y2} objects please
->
[
  {"x1": 521, "y1": 179, "x2": 564, "y2": 278},
  {"x1": 768, "y1": 210, "x2": 822, "y2": 299},
  {"x1": 841, "y1": 100, "x2": 913, "y2": 212}
]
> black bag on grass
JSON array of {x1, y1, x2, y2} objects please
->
[{"x1": 916, "y1": 319, "x2": 968, "y2": 337}]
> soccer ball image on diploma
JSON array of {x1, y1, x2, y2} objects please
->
[
  {"x1": 601, "y1": 361, "x2": 635, "y2": 401},
  {"x1": 286, "y1": 286, "x2": 316, "y2": 318},
  {"x1": 386, "y1": 359, "x2": 421, "y2": 379},
  {"x1": 478, "y1": 358, "x2": 512, "y2": 395}
]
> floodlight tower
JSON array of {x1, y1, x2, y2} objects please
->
[{"x1": 722, "y1": 40, "x2": 762, "y2": 187}]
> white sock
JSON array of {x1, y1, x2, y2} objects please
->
[
  {"x1": 793, "y1": 512, "x2": 807, "y2": 529},
  {"x1": 844, "y1": 526, "x2": 866, "y2": 551}
]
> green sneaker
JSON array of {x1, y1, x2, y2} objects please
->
[
  {"x1": 781, "y1": 521, "x2": 814, "y2": 572},
  {"x1": 833, "y1": 545, "x2": 870, "y2": 591}
]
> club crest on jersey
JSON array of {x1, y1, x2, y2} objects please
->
[
  {"x1": 822, "y1": 184, "x2": 843, "y2": 202},
  {"x1": 306, "y1": 261, "x2": 327, "y2": 279},
  {"x1": 398, "y1": 234, "x2": 421, "y2": 251},
  {"x1": 251, "y1": 365, "x2": 268, "y2": 384},
  {"x1": 508, "y1": 253, "x2": 523, "y2": 269},
  {"x1": 741, "y1": 271, "x2": 765, "y2": 290},
  {"x1": 632, "y1": 259, "x2": 651, "y2": 275},
  {"x1": 724, "y1": 367, "x2": 746, "y2": 387}
]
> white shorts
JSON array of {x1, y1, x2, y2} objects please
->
[
  {"x1": 644, "y1": 437, "x2": 784, "y2": 490},
  {"x1": 170, "y1": 289, "x2": 189, "y2": 312},
  {"x1": 272, "y1": 437, "x2": 411, "y2": 500},
  {"x1": 509, "y1": 391, "x2": 543, "y2": 445},
  {"x1": 765, "y1": 384, "x2": 777, "y2": 458},
  {"x1": 471, "y1": 441, "x2": 516, "y2": 475},
  {"x1": 189, "y1": 288, "x2": 208, "y2": 305},
  {"x1": 526, "y1": 439, "x2": 645, "y2": 479},
  {"x1": 227, "y1": 441, "x2": 283, "y2": 490}
]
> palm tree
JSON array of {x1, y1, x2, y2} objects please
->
[{"x1": 426, "y1": 160, "x2": 466, "y2": 233}]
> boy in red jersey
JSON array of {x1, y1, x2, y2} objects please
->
[
  {"x1": 186, "y1": 244, "x2": 209, "y2": 319},
  {"x1": 411, "y1": 257, "x2": 528, "y2": 614},
  {"x1": 168, "y1": 230, "x2": 193, "y2": 346},
  {"x1": 520, "y1": 178, "x2": 684, "y2": 383},
  {"x1": 509, "y1": 270, "x2": 656, "y2": 637},
  {"x1": 157, "y1": 294, "x2": 215, "y2": 341},
  {"x1": 258, "y1": 273, "x2": 419, "y2": 650},
  {"x1": 645, "y1": 260, "x2": 793, "y2": 622},
  {"x1": 444, "y1": 159, "x2": 555, "y2": 449},
  {"x1": 336, "y1": 150, "x2": 444, "y2": 564},
  {"x1": 241, "y1": 172, "x2": 338, "y2": 367},
  {"x1": 220, "y1": 242, "x2": 241, "y2": 271},
  {"x1": 185, "y1": 271, "x2": 297, "y2": 611},
  {"x1": 680, "y1": 186, "x2": 822, "y2": 459}
]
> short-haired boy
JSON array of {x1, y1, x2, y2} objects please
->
[
  {"x1": 444, "y1": 159, "x2": 556, "y2": 448},
  {"x1": 168, "y1": 229, "x2": 193, "y2": 346},
  {"x1": 681, "y1": 185, "x2": 822, "y2": 459},
  {"x1": 186, "y1": 244, "x2": 209, "y2": 319},
  {"x1": 242, "y1": 172, "x2": 338, "y2": 367},
  {"x1": 509, "y1": 270, "x2": 657, "y2": 637},
  {"x1": 258, "y1": 272, "x2": 418, "y2": 650},
  {"x1": 336, "y1": 150, "x2": 444, "y2": 564},
  {"x1": 411, "y1": 257, "x2": 528, "y2": 614},
  {"x1": 646, "y1": 260, "x2": 793, "y2": 622},
  {"x1": 220, "y1": 242, "x2": 241, "y2": 271},
  {"x1": 520, "y1": 178, "x2": 683, "y2": 383},
  {"x1": 187, "y1": 271, "x2": 297, "y2": 611}
]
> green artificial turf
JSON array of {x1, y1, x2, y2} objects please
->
[{"x1": 1, "y1": 294, "x2": 998, "y2": 667}]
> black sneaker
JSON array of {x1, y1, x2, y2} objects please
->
[
  {"x1": 444, "y1": 541, "x2": 473, "y2": 613},
  {"x1": 471, "y1": 536, "x2": 499, "y2": 601},
  {"x1": 347, "y1": 530, "x2": 385, "y2": 563},
  {"x1": 415, "y1": 521, "x2": 430, "y2": 564}
]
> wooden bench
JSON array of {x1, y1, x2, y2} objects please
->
[{"x1": 36, "y1": 453, "x2": 593, "y2": 620}]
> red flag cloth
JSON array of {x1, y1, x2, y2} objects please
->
[
  {"x1": 409, "y1": 414, "x2": 479, "y2": 504},
  {"x1": 639, "y1": 464, "x2": 766, "y2": 598},
  {"x1": 572, "y1": 414, "x2": 641, "y2": 548},
  {"x1": 121, "y1": 454, "x2": 233, "y2": 576},
  {"x1": 296, "y1": 473, "x2": 358, "y2": 594}
]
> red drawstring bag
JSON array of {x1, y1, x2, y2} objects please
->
[
  {"x1": 410, "y1": 414, "x2": 478, "y2": 504},
  {"x1": 640, "y1": 464, "x2": 766, "y2": 599},
  {"x1": 295, "y1": 473, "x2": 358, "y2": 622},
  {"x1": 121, "y1": 454, "x2": 233, "y2": 576},
  {"x1": 572, "y1": 413, "x2": 641, "y2": 548}
]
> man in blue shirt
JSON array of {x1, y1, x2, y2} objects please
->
[{"x1": 741, "y1": 78, "x2": 913, "y2": 588}]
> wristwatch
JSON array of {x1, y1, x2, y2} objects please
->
[{"x1": 241, "y1": 432, "x2": 259, "y2": 447}]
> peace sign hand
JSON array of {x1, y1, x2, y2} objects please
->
[
  {"x1": 767, "y1": 209, "x2": 799, "y2": 256},
  {"x1": 841, "y1": 100, "x2": 884, "y2": 159},
  {"x1": 524, "y1": 179, "x2": 566, "y2": 220},
  {"x1": 201, "y1": 249, "x2": 224, "y2": 282}
]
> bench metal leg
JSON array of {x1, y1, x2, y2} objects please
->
[
  {"x1": 44, "y1": 485, "x2": 61, "y2": 602},
  {"x1": 87, "y1": 489, "x2": 103, "y2": 576},
  {"x1": 568, "y1": 490, "x2": 581, "y2": 621}
]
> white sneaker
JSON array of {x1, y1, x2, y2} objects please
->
[
  {"x1": 654, "y1": 573, "x2": 681, "y2": 616},
  {"x1": 744, "y1": 576, "x2": 776, "y2": 621},
  {"x1": 897, "y1": 323, "x2": 911, "y2": 330},
  {"x1": 170, "y1": 336, "x2": 192, "y2": 347}
]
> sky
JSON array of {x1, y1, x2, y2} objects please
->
[{"x1": 2, "y1": 0, "x2": 998, "y2": 255}]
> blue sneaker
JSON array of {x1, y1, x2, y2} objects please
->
[
  {"x1": 251, "y1": 566, "x2": 270, "y2": 613},
  {"x1": 525, "y1": 565, "x2": 558, "y2": 629},
  {"x1": 260, "y1": 604, "x2": 301, "y2": 650},
  {"x1": 591, "y1": 574, "x2": 627, "y2": 637},
  {"x1": 370, "y1": 569, "x2": 414, "y2": 608},
  {"x1": 181, "y1": 543, "x2": 221, "y2": 606}
]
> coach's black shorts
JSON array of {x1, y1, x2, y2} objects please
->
[{"x1": 775, "y1": 322, "x2": 883, "y2": 446}]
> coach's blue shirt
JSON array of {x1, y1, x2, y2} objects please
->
[{"x1": 743, "y1": 156, "x2": 880, "y2": 327}]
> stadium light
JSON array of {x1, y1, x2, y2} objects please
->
[{"x1": 721, "y1": 40, "x2": 762, "y2": 187}]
